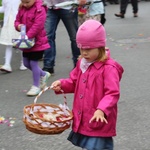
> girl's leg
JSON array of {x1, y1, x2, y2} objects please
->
[
  {"x1": 0, "y1": 45, "x2": 12, "y2": 72},
  {"x1": 30, "y1": 60, "x2": 43, "y2": 87},
  {"x1": 26, "y1": 60, "x2": 42, "y2": 96},
  {"x1": 5, "y1": 45, "x2": 12, "y2": 66},
  {"x1": 30, "y1": 60, "x2": 50, "y2": 89},
  {"x1": 24, "y1": 58, "x2": 50, "y2": 96},
  {"x1": 23, "y1": 57, "x2": 31, "y2": 70}
]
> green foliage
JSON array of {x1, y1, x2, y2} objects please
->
[{"x1": 0, "y1": 0, "x2": 4, "y2": 21}]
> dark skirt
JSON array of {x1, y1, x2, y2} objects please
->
[
  {"x1": 23, "y1": 51, "x2": 44, "y2": 61},
  {"x1": 67, "y1": 131, "x2": 114, "y2": 150}
]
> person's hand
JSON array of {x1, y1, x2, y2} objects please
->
[
  {"x1": 17, "y1": 24, "x2": 24, "y2": 31},
  {"x1": 78, "y1": 0, "x2": 87, "y2": 5},
  {"x1": 89, "y1": 109, "x2": 108, "y2": 124},
  {"x1": 50, "y1": 80, "x2": 61, "y2": 92}
]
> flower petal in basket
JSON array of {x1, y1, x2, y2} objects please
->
[{"x1": 23, "y1": 103, "x2": 73, "y2": 134}]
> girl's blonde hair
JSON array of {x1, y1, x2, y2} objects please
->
[
  {"x1": 78, "y1": 47, "x2": 108, "y2": 62},
  {"x1": 97, "y1": 47, "x2": 108, "y2": 62}
]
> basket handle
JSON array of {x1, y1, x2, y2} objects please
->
[{"x1": 34, "y1": 86, "x2": 67, "y2": 106}]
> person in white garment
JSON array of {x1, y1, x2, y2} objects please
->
[{"x1": 0, "y1": 0, "x2": 27, "y2": 73}]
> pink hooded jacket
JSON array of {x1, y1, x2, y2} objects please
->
[
  {"x1": 14, "y1": 0, "x2": 50, "y2": 52},
  {"x1": 58, "y1": 50, "x2": 124, "y2": 137}
]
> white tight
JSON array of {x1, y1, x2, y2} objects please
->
[
  {"x1": 5, "y1": 45, "x2": 12, "y2": 65},
  {"x1": 4, "y1": 45, "x2": 23, "y2": 65}
]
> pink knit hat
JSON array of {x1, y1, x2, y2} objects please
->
[{"x1": 76, "y1": 20, "x2": 106, "y2": 49}]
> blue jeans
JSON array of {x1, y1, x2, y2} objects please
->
[{"x1": 43, "y1": 8, "x2": 80, "y2": 69}]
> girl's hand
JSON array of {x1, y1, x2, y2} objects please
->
[
  {"x1": 89, "y1": 109, "x2": 108, "y2": 124},
  {"x1": 51, "y1": 80, "x2": 61, "y2": 92},
  {"x1": 17, "y1": 24, "x2": 24, "y2": 31}
]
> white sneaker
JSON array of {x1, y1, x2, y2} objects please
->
[
  {"x1": 0, "y1": 64, "x2": 12, "y2": 73},
  {"x1": 20, "y1": 64, "x2": 27, "y2": 70},
  {"x1": 40, "y1": 72, "x2": 51, "y2": 89},
  {"x1": 26, "y1": 85, "x2": 41, "y2": 96}
]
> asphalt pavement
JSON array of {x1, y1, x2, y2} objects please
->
[{"x1": 0, "y1": 1, "x2": 150, "y2": 150}]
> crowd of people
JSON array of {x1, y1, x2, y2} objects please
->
[
  {"x1": 0, "y1": 0, "x2": 141, "y2": 76},
  {"x1": 0, "y1": 0, "x2": 107, "y2": 96}
]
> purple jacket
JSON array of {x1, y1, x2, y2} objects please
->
[
  {"x1": 58, "y1": 51, "x2": 124, "y2": 137},
  {"x1": 14, "y1": 0, "x2": 50, "y2": 52}
]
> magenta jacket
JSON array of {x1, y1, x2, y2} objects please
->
[
  {"x1": 58, "y1": 51, "x2": 124, "y2": 137},
  {"x1": 14, "y1": 0, "x2": 50, "y2": 52}
]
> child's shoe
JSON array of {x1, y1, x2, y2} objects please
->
[
  {"x1": 20, "y1": 64, "x2": 27, "y2": 70},
  {"x1": 20, "y1": 61, "x2": 27, "y2": 70},
  {"x1": 26, "y1": 85, "x2": 40, "y2": 96},
  {"x1": 0, "y1": 64, "x2": 12, "y2": 73},
  {"x1": 40, "y1": 72, "x2": 51, "y2": 90}
]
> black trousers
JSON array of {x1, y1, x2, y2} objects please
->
[{"x1": 120, "y1": 0, "x2": 138, "y2": 14}]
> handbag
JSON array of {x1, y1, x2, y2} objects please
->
[{"x1": 12, "y1": 25, "x2": 35, "y2": 49}]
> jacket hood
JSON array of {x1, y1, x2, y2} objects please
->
[{"x1": 106, "y1": 59, "x2": 124, "y2": 81}]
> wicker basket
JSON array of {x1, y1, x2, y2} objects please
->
[{"x1": 23, "y1": 86, "x2": 73, "y2": 134}]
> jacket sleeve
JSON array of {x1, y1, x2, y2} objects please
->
[
  {"x1": 59, "y1": 67, "x2": 79, "y2": 93},
  {"x1": 26, "y1": 7, "x2": 47, "y2": 39},
  {"x1": 97, "y1": 65, "x2": 121, "y2": 116},
  {"x1": 14, "y1": 8, "x2": 21, "y2": 31},
  {"x1": 58, "y1": 61, "x2": 81, "y2": 94}
]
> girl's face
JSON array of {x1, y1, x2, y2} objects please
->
[
  {"x1": 21, "y1": 0, "x2": 35, "y2": 8},
  {"x1": 80, "y1": 48, "x2": 99, "y2": 62}
]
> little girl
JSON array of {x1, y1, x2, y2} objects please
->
[
  {"x1": 0, "y1": 0, "x2": 27, "y2": 73},
  {"x1": 51, "y1": 20, "x2": 124, "y2": 150},
  {"x1": 14, "y1": 0, "x2": 51, "y2": 96}
]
